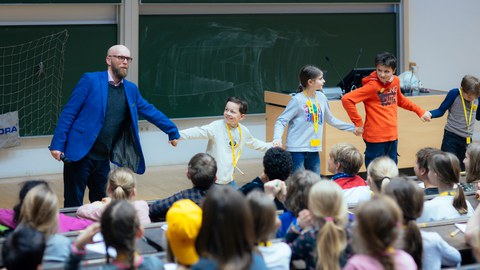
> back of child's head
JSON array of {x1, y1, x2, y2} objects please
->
[
  {"x1": 284, "y1": 170, "x2": 321, "y2": 216},
  {"x1": 461, "y1": 75, "x2": 480, "y2": 96},
  {"x1": 2, "y1": 225, "x2": 46, "y2": 270},
  {"x1": 19, "y1": 184, "x2": 58, "y2": 237},
  {"x1": 374, "y1": 52, "x2": 397, "y2": 70},
  {"x1": 428, "y1": 152, "x2": 468, "y2": 214},
  {"x1": 297, "y1": 65, "x2": 323, "y2": 92},
  {"x1": 308, "y1": 180, "x2": 347, "y2": 270},
  {"x1": 166, "y1": 199, "x2": 202, "y2": 266},
  {"x1": 246, "y1": 190, "x2": 277, "y2": 243},
  {"x1": 188, "y1": 153, "x2": 217, "y2": 190},
  {"x1": 196, "y1": 185, "x2": 254, "y2": 269},
  {"x1": 329, "y1": 143, "x2": 363, "y2": 175},
  {"x1": 226, "y1": 96, "x2": 248, "y2": 114},
  {"x1": 13, "y1": 180, "x2": 48, "y2": 225},
  {"x1": 101, "y1": 200, "x2": 140, "y2": 267},
  {"x1": 367, "y1": 156, "x2": 398, "y2": 193},
  {"x1": 263, "y1": 147, "x2": 293, "y2": 181},
  {"x1": 383, "y1": 177, "x2": 424, "y2": 269},
  {"x1": 415, "y1": 147, "x2": 441, "y2": 173},
  {"x1": 465, "y1": 142, "x2": 480, "y2": 183},
  {"x1": 355, "y1": 196, "x2": 402, "y2": 270},
  {"x1": 106, "y1": 167, "x2": 136, "y2": 200}
]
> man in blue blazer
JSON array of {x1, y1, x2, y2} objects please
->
[{"x1": 49, "y1": 45, "x2": 180, "y2": 207}]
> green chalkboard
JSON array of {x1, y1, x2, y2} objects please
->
[
  {"x1": 0, "y1": 25, "x2": 117, "y2": 136},
  {"x1": 139, "y1": 13, "x2": 397, "y2": 118}
]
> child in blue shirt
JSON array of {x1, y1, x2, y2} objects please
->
[
  {"x1": 273, "y1": 65, "x2": 360, "y2": 174},
  {"x1": 429, "y1": 75, "x2": 480, "y2": 170}
]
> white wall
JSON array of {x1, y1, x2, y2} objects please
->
[{"x1": 408, "y1": 0, "x2": 480, "y2": 90}]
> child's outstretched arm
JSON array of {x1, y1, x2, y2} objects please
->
[
  {"x1": 429, "y1": 89, "x2": 458, "y2": 118},
  {"x1": 323, "y1": 100, "x2": 355, "y2": 132},
  {"x1": 179, "y1": 122, "x2": 215, "y2": 140}
]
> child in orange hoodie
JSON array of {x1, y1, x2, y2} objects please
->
[{"x1": 341, "y1": 52, "x2": 431, "y2": 167}]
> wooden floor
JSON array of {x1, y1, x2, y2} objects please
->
[{"x1": 0, "y1": 158, "x2": 263, "y2": 208}]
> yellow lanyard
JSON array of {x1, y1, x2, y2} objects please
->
[
  {"x1": 303, "y1": 91, "x2": 320, "y2": 133},
  {"x1": 257, "y1": 241, "x2": 272, "y2": 247},
  {"x1": 459, "y1": 88, "x2": 475, "y2": 144},
  {"x1": 439, "y1": 191, "x2": 456, "y2": 197},
  {"x1": 226, "y1": 123, "x2": 242, "y2": 179}
]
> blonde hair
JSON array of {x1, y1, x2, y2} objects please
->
[
  {"x1": 367, "y1": 156, "x2": 398, "y2": 193},
  {"x1": 19, "y1": 184, "x2": 58, "y2": 237},
  {"x1": 107, "y1": 168, "x2": 136, "y2": 200},
  {"x1": 329, "y1": 143, "x2": 363, "y2": 175},
  {"x1": 466, "y1": 142, "x2": 480, "y2": 183},
  {"x1": 308, "y1": 180, "x2": 347, "y2": 270}
]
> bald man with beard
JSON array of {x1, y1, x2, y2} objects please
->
[{"x1": 50, "y1": 45, "x2": 179, "y2": 207}]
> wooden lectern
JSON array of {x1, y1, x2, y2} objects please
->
[{"x1": 264, "y1": 91, "x2": 447, "y2": 175}]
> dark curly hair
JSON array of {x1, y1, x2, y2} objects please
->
[{"x1": 263, "y1": 148, "x2": 293, "y2": 181}]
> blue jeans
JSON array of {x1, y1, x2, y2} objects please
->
[
  {"x1": 215, "y1": 180, "x2": 238, "y2": 189},
  {"x1": 364, "y1": 140, "x2": 398, "y2": 169},
  {"x1": 441, "y1": 129, "x2": 467, "y2": 170},
  {"x1": 290, "y1": 151, "x2": 320, "y2": 175},
  {"x1": 63, "y1": 156, "x2": 110, "y2": 207}
]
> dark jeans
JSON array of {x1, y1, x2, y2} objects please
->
[
  {"x1": 63, "y1": 156, "x2": 110, "y2": 207},
  {"x1": 441, "y1": 129, "x2": 467, "y2": 171},
  {"x1": 290, "y1": 151, "x2": 320, "y2": 175},
  {"x1": 364, "y1": 139, "x2": 398, "y2": 169}
]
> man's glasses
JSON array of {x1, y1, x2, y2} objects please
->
[{"x1": 109, "y1": 55, "x2": 133, "y2": 63}]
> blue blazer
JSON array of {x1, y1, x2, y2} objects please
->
[{"x1": 50, "y1": 71, "x2": 179, "y2": 174}]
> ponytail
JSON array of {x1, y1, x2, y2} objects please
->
[
  {"x1": 404, "y1": 219, "x2": 423, "y2": 269},
  {"x1": 112, "y1": 186, "x2": 128, "y2": 200},
  {"x1": 376, "y1": 252, "x2": 395, "y2": 270},
  {"x1": 297, "y1": 83, "x2": 304, "y2": 93},
  {"x1": 453, "y1": 185, "x2": 468, "y2": 215},
  {"x1": 380, "y1": 177, "x2": 391, "y2": 192},
  {"x1": 316, "y1": 219, "x2": 346, "y2": 270}
]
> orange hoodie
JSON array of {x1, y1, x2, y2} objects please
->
[{"x1": 341, "y1": 71, "x2": 426, "y2": 143}]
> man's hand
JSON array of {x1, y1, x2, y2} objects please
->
[
  {"x1": 50, "y1": 150, "x2": 63, "y2": 161},
  {"x1": 169, "y1": 139, "x2": 178, "y2": 147},
  {"x1": 421, "y1": 111, "x2": 432, "y2": 122}
]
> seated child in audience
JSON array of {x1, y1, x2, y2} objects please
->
[
  {"x1": 69, "y1": 200, "x2": 164, "y2": 269},
  {"x1": 384, "y1": 177, "x2": 461, "y2": 269},
  {"x1": 2, "y1": 225, "x2": 46, "y2": 270},
  {"x1": 417, "y1": 152, "x2": 474, "y2": 223},
  {"x1": 286, "y1": 180, "x2": 352, "y2": 270},
  {"x1": 429, "y1": 74, "x2": 480, "y2": 171},
  {"x1": 327, "y1": 142, "x2": 370, "y2": 205},
  {"x1": 18, "y1": 184, "x2": 71, "y2": 264},
  {"x1": 166, "y1": 199, "x2": 203, "y2": 269},
  {"x1": 366, "y1": 156, "x2": 399, "y2": 194},
  {"x1": 0, "y1": 180, "x2": 92, "y2": 232},
  {"x1": 414, "y1": 147, "x2": 441, "y2": 195},
  {"x1": 180, "y1": 97, "x2": 272, "y2": 187},
  {"x1": 343, "y1": 196, "x2": 417, "y2": 270},
  {"x1": 240, "y1": 147, "x2": 293, "y2": 210},
  {"x1": 150, "y1": 153, "x2": 217, "y2": 221},
  {"x1": 246, "y1": 191, "x2": 291, "y2": 270},
  {"x1": 276, "y1": 170, "x2": 321, "y2": 238},
  {"x1": 193, "y1": 186, "x2": 267, "y2": 270},
  {"x1": 76, "y1": 167, "x2": 150, "y2": 224}
]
